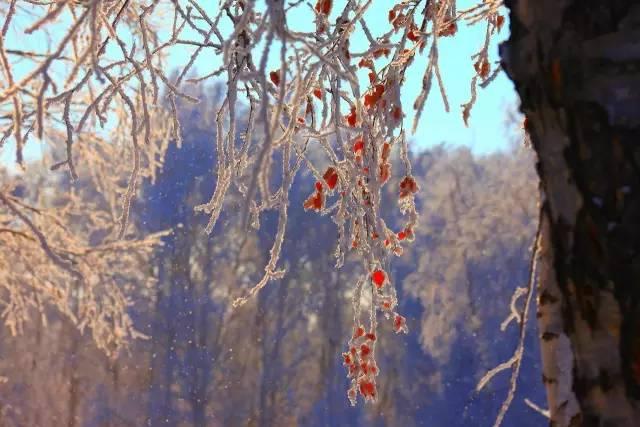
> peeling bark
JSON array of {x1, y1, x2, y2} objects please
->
[
  {"x1": 503, "y1": 1, "x2": 640, "y2": 425},
  {"x1": 538, "y1": 207, "x2": 581, "y2": 425}
]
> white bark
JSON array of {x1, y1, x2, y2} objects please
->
[
  {"x1": 505, "y1": 1, "x2": 640, "y2": 425},
  {"x1": 537, "y1": 209, "x2": 580, "y2": 426}
]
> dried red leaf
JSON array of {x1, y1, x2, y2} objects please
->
[
  {"x1": 363, "y1": 93, "x2": 377, "y2": 108},
  {"x1": 354, "y1": 326, "x2": 365, "y2": 338},
  {"x1": 359, "y1": 380, "x2": 376, "y2": 398},
  {"x1": 393, "y1": 313, "x2": 408, "y2": 334},
  {"x1": 474, "y1": 59, "x2": 490, "y2": 79},
  {"x1": 345, "y1": 106, "x2": 357, "y2": 127},
  {"x1": 378, "y1": 162, "x2": 391, "y2": 184},
  {"x1": 371, "y1": 269, "x2": 386, "y2": 288},
  {"x1": 381, "y1": 142, "x2": 391, "y2": 161},
  {"x1": 360, "y1": 344, "x2": 371, "y2": 357},
  {"x1": 269, "y1": 70, "x2": 280, "y2": 86},
  {"x1": 399, "y1": 176, "x2": 418, "y2": 198},
  {"x1": 373, "y1": 47, "x2": 390, "y2": 59},
  {"x1": 391, "y1": 13, "x2": 405, "y2": 30},
  {"x1": 359, "y1": 58, "x2": 374, "y2": 69},
  {"x1": 315, "y1": 0, "x2": 332, "y2": 14},
  {"x1": 313, "y1": 88, "x2": 323, "y2": 99},
  {"x1": 438, "y1": 21, "x2": 457, "y2": 37},
  {"x1": 323, "y1": 167, "x2": 339, "y2": 190},
  {"x1": 303, "y1": 190, "x2": 324, "y2": 211},
  {"x1": 352, "y1": 137, "x2": 364, "y2": 154},
  {"x1": 407, "y1": 25, "x2": 420, "y2": 42},
  {"x1": 361, "y1": 361, "x2": 368, "y2": 374}
]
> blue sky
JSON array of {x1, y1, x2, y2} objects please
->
[
  {"x1": 166, "y1": 0, "x2": 521, "y2": 153},
  {"x1": 1, "y1": 1, "x2": 520, "y2": 170}
]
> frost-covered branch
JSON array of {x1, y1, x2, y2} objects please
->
[
  {"x1": 477, "y1": 203, "x2": 541, "y2": 427},
  {"x1": 0, "y1": 0, "x2": 508, "y2": 403}
]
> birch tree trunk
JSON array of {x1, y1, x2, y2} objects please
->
[{"x1": 503, "y1": 1, "x2": 640, "y2": 425}]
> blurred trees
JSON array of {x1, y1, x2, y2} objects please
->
[{"x1": 0, "y1": 93, "x2": 543, "y2": 426}]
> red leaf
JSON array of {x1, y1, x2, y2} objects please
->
[
  {"x1": 303, "y1": 189, "x2": 324, "y2": 211},
  {"x1": 315, "y1": 0, "x2": 332, "y2": 15},
  {"x1": 323, "y1": 167, "x2": 339, "y2": 190},
  {"x1": 399, "y1": 176, "x2": 418, "y2": 198},
  {"x1": 343, "y1": 353, "x2": 352, "y2": 365},
  {"x1": 371, "y1": 269, "x2": 386, "y2": 288},
  {"x1": 381, "y1": 142, "x2": 391, "y2": 160},
  {"x1": 474, "y1": 59, "x2": 490, "y2": 79},
  {"x1": 359, "y1": 380, "x2": 376, "y2": 398},
  {"x1": 345, "y1": 106, "x2": 357, "y2": 127},
  {"x1": 269, "y1": 70, "x2": 280, "y2": 86},
  {"x1": 438, "y1": 21, "x2": 457, "y2": 37},
  {"x1": 363, "y1": 93, "x2": 378, "y2": 108},
  {"x1": 378, "y1": 162, "x2": 390, "y2": 184},
  {"x1": 373, "y1": 47, "x2": 390, "y2": 59},
  {"x1": 359, "y1": 58, "x2": 374, "y2": 69},
  {"x1": 352, "y1": 138, "x2": 364, "y2": 154},
  {"x1": 393, "y1": 313, "x2": 408, "y2": 334},
  {"x1": 407, "y1": 25, "x2": 421, "y2": 42},
  {"x1": 360, "y1": 344, "x2": 371, "y2": 357}
]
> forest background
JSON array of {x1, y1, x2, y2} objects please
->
[{"x1": 0, "y1": 89, "x2": 542, "y2": 426}]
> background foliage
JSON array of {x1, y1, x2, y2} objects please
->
[{"x1": 0, "y1": 91, "x2": 542, "y2": 426}]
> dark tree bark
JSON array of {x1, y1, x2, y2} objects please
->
[{"x1": 503, "y1": 1, "x2": 640, "y2": 425}]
